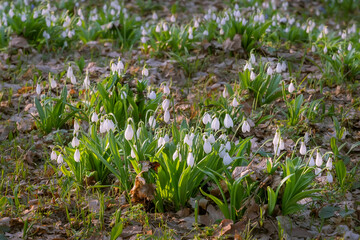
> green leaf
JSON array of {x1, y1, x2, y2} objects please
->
[{"x1": 319, "y1": 206, "x2": 339, "y2": 219}]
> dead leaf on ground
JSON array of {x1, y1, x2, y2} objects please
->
[{"x1": 130, "y1": 172, "x2": 156, "y2": 204}]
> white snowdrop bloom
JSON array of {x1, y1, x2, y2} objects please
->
[
  {"x1": 141, "y1": 36, "x2": 147, "y2": 43},
  {"x1": 267, "y1": 67, "x2": 273, "y2": 76},
  {"x1": 152, "y1": 12, "x2": 158, "y2": 20},
  {"x1": 273, "y1": 129, "x2": 280, "y2": 146},
  {"x1": 326, "y1": 172, "x2": 333, "y2": 183},
  {"x1": 164, "y1": 134, "x2": 170, "y2": 143},
  {"x1": 315, "y1": 150, "x2": 323, "y2": 167},
  {"x1": 188, "y1": 33, "x2": 193, "y2": 39},
  {"x1": 164, "y1": 110, "x2": 170, "y2": 123},
  {"x1": 57, "y1": 154, "x2": 63, "y2": 164},
  {"x1": 326, "y1": 157, "x2": 333, "y2": 170},
  {"x1": 211, "y1": 117, "x2": 220, "y2": 131},
  {"x1": 148, "y1": 91, "x2": 156, "y2": 100},
  {"x1": 231, "y1": 98, "x2": 239, "y2": 107},
  {"x1": 315, "y1": 167, "x2": 321, "y2": 176},
  {"x1": 148, "y1": 115, "x2": 156, "y2": 128},
  {"x1": 163, "y1": 85, "x2": 170, "y2": 95},
  {"x1": 347, "y1": 43, "x2": 352, "y2": 51},
  {"x1": 311, "y1": 45, "x2": 316, "y2": 52},
  {"x1": 170, "y1": 15, "x2": 176, "y2": 22},
  {"x1": 203, "y1": 30, "x2": 209, "y2": 36},
  {"x1": 51, "y1": 150, "x2": 57, "y2": 160},
  {"x1": 250, "y1": 71, "x2": 256, "y2": 81},
  {"x1": 70, "y1": 75, "x2": 77, "y2": 85},
  {"x1": 43, "y1": 31, "x2": 50, "y2": 40},
  {"x1": 33, "y1": 11, "x2": 38, "y2": 19},
  {"x1": 279, "y1": 138, "x2": 285, "y2": 150},
  {"x1": 222, "y1": 87, "x2": 228, "y2": 98},
  {"x1": 91, "y1": 112, "x2": 98, "y2": 123},
  {"x1": 288, "y1": 82, "x2": 295, "y2": 93},
  {"x1": 341, "y1": 32, "x2": 346, "y2": 39},
  {"x1": 162, "y1": 23, "x2": 168, "y2": 31},
  {"x1": 273, "y1": 144, "x2": 281, "y2": 156},
  {"x1": 125, "y1": 123, "x2": 134, "y2": 141},
  {"x1": 71, "y1": 136, "x2": 80, "y2": 148},
  {"x1": 219, "y1": 144, "x2": 226, "y2": 158},
  {"x1": 21, "y1": 13, "x2": 26, "y2": 22},
  {"x1": 223, "y1": 152, "x2": 233, "y2": 165},
  {"x1": 208, "y1": 134, "x2": 216, "y2": 144},
  {"x1": 250, "y1": 54, "x2": 256, "y2": 64},
  {"x1": 117, "y1": 61, "x2": 124, "y2": 73},
  {"x1": 187, "y1": 152, "x2": 194, "y2": 167},
  {"x1": 9, "y1": 9, "x2": 14, "y2": 18},
  {"x1": 300, "y1": 141, "x2": 306, "y2": 155},
  {"x1": 276, "y1": 62, "x2": 282, "y2": 73},
  {"x1": 241, "y1": 120, "x2": 250, "y2": 133},
  {"x1": 162, "y1": 99, "x2": 170, "y2": 110},
  {"x1": 219, "y1": 134, "x2": 227, "y2": 141},
  {"x1": 130, "y1": 148, "x2": 136, "y2": 158},
  {"x1": 136, "y1": 128, "x2": 141, "y2": 138},
  {"x1": 74, "y1": 120, "x2": 80, "y2": 132},
  {"x1": 111, "y1": 63, "x2": 117, "y2": 73},
  {"x1": 100, "y1": 121, "x2": 106, "y2": 133},
  {"x1": 244, "y1": 62, "x2": 253, "y2": 71},
  {"x1": 83, "y1": 74, "x2": 90, "y2": 89},
  {"x1": 173, "y1": 149, "x2": 179, "y2": 161},
  {"x1": 74, "y1": 149, "x2": 80, "y2": 162},
  {"x1": 106, "y1": 119, "x2": 115, "y2": 132},
  {"x1": 157, "y1": 137, "x2": 166, "y2": 148},
  {"x1": 194, "y1": 19, "x2": 199, "y2": 28},
  {"x1": 36, "y1": 83, "x2": 41, "y2": 95},
  {"x1": 323, "y1": 46, "x2": 328, "y2": 54},
  {"x1": 220, "y1": 28, "x2": 224, "y2": 35},
  {"x1": 309, "y1": 156, "x2": 315, "y2": 167},
  {"x1": 225, "y1": 141, "x2": 231, "y2": 151},
  {"x1": 224, "y1": 114, "x2": 233, "y2": 128},
  {"x1": 281, "y1": 61, "x2": 287, "y2": 72},
  {"x1": 203, "y1": 139, "x2": 212, "y2": 154},
  {"x1": 67, "y1": 66, "x2": 74, "y2": 79},
  {"x1": 142, "y1": 67, "x2": 149, "y2": 77}
]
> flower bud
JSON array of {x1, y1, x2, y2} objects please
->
[
  {"x1": 125, "y1": 124, "x2": 134, "y2": 140},
  {"x1": 224, "y1": 114, "x2": 233, "y2": 128},
  {"x1": 91, "y1": 112, "x2": 98, "y2": 122},
  {"x1": 51, "y1": 150, "x2": 57, "y2": 160},
  {"x1": 315, "y1": 150, "x2": 323, "y2": 167},
  {"x1": 36, "y1": 83, "x2": 41, "y2": 95},
  {"x1": 241, "y1": 120, "x2": 250, "y2": 133},
  {"x1": 148, "y1": 91, "x2": 156, "y2": 100},
  {"x1": 211, "y1": 117, "x2": 220, "y2": 131},
  {"x1": 74, "y1": 149, "x2": 80, "y2": 162},
  {"x1": 164, "y1": 110, "x2": 170, "y2": 123},
  {"x1": 187, "y1": 152, "x2": 194, "y2": 167},
  {"x1": 203, "y1": 139, "x2": 212, "y2": 154},
  {"x1": 300, "y1": 141, "x2": 306, "y2": 155},
  {"x1": 57, "y1": 154, "x2": 63, "y2": 164},
  {"x1": 71, "y1": 136, "x2": 80, "y2": 148}
]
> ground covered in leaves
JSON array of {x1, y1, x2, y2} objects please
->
[{"x1": 1, "y1": 0, "x2": 360, "y2": 239}]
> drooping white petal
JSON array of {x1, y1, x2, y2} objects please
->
[
  {"x1": 164, "y1": 110, "x2": 170, "y2": 123},
  {"x1": 74, "y1": 149, "x2": 80, "y2": 162},
  {"x1": 300, "y1": 141, "x2": 306, "y2": 155},
  {"x1": 187, "y1": 152, "x2": 194, "y2": 167},
  {"x1": 315, "y1": 150, "x2": 323, "y2": 167},
  {"x1": 211, "y1": 118, "x2": 220, "y2": 131},
  {"x1": 125, "y1": 124, "x2": 134, "y2": 140},
  {"x1": 203, "y1": 139, "x2": 212, "y2": 154},
  {"x1": 224, "y1": 114, "x2": 233, "y2": 128},
  {"x1": 326, "y1": 158, "x2": 333, "y2": 170},
  {"x1": 51, "y1": 150, "x2": 57, "y2": 160}
]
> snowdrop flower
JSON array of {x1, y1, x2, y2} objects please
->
[
  {"x1": 184, "y1": 133, "x2": 195, "y2": 147},
  {"x1": 276, "y1": 62, "x2": 282, "y2": 73},
  {"x1": 219, "y1": 144, "x2": 226, "y2": 158},
  {"x1": 300, "y1": 141, "x2": 306, "y2": 155},
  {"x1": 326, "y1": 157, "x2": 333, "y2": 170},
  {"x1": 203, "y1": 139, "x2": 212, "y2": 154},
  {"x1": 164, "y1": 110, "x2": 170, "y2": 123},
  {"x1": 225, "y1": 141, "x2": 231, "y2": 151},
  {"x1": 163, "y1": 85, "x2": 170, "y2": 95},
  {"x1": 311, "y1": 45, "x2": 316, "y2": 52},
  {"x1": 241, "y1": 120, "x2": 250, "y2": 133},
  {"x1": 105, "y1": 119, "x2": 115, "y2": 132},
  {"x1": 173, "y1": 149, "x2": 179, "y2": 161},
  {"x1": 162, "y1": 99, "x2": 170, "y2": 110},
  {"x1": 170, "y1": 15, "x2": 176, "y2": 22},
  {"x1": 100, "y1": 121, "x2": 106, "y2": 133},
  {"x1": 125, "y1": 123, "x2": 134, "y2": 140},
  {"x1": 157, "y1": 137, "x2": 166, "y2": 148},
  {"x1": 244, "y1": 62, "x2": 253, "y2": 71},
  {"x1": 273, "y1": 129, "x2": 280, "y2": 146},
  {"x1": 315, "y1": 167, "x2": 321, "y2": 176},
  {"x1": 74, "y1": 120, "x2": 80, "y2": 132},
  {"x1": 9, "y1": 9, "x2": 14, "y2": 18},
  {"x1": 309, "y1": 156, "x2": 315, "y2": 167},
  {"x1": 83, "y1": 73, "x2": 90, "y2": 89},
  {"x1": 91, "y1": 112, "x2": 98, "y2": 123},
  {"x1": 279, "y1": 138, "x2": 285, "y2": 150},
  {"x1": 250, "y1": 53, "x2": 256, "y2": 64},
  {"x1": 211, "y1": 117, "x2": 220, "y2": 131},
  {"x1": 142, "y1": 67, "x2": 149, "y2": 77},
  {"x1": 222, "y1": 87, "x2": 229, "y2": 98},
  {"x1": 288, "y1": 82, "x2": 295, "y2": 93},
  {"x1": 187, "y1": 152, "x2": 194, "y2": 167},
  {"x1": 224, "y1": 114, "x2": 233, "y2": 128},
  {"x1": 223, "y1": 152, "x2": 233, "y2": 165},
  {"x1": 162, "y1": 23, "x2": 168, "y2": 31},
  {"x1": 326, "y1": 172, "x2": 333, "y2": 183},
  {"x1": 43, "y1": 31, "x2": 50, "y2": 40},
  {"x1": 152, "y1": 12, "x2": 158, "y2": 20},
  {"x1": 71, "y1": 136, "x2": 80, "y2": 148},
  {"x1": 203, "y1": 30, "x2": 209, "y2": 36},
  {"x1": 131, "y1": 148, "x2": 136, "y2": 158},
  {"x1": 51, "y1": 150, "x2": 57, "y2": 160},
  {"x1": 194, "y1": 19, "x2": 199, "y2": 28},
  {"x1": 231, "y1": 98, "x2": 239, "y2": 107},
  {"x1": 208, "y1": 134, "x2": 216, "y2": 144},
  {"x1": 21, "y1": 13, "x2": 26, "y2": 22},
  {"x1": 202, "y1": 113, "x2": 212, "y2": 124},
  {"x1": 70, "y1": 75, "x2": 76, "y2": 85},
  {"x1": 148, "y1": 115, "x2": 156, "y2": 128},
  {"x1": 188, "y1": 33, "x2": 193, "y2": 40},
  {"x1": 57, "y1": 154, "x2": 63, "y2": 164},
  {"x1": 250, "y1": 71, "x2": 256, "y2": 81},
  {"x1": 220, "y1": 28, "x2": 224, "y2": 35},
  {"x1": 148, "y1": 91, "x2": 156, "y2": 100},
  {"x1": 67, "y1": 66, "x2": 74, "y2": 79},
  {"x1": 74, "y1": 149, "x2": 80, "y2": 162},
  {"x1": 323, "y1": 46, "x2": 327, "y2": 54},
  {"x1": 347, "y1": 43, "x2": 352, "y2": 51},
  {"x1": 36, "y1": 83, "x2": 41, "y2": 95},
  {"x1": 266, "y1": 67, "x2": 273, "y2": 75},
  {"x1": 281, "y1": 61, "x2": 287, "y2": 71},
  {"x1": 315, "y1": 150, "x2": 323, "y2": 167}
]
